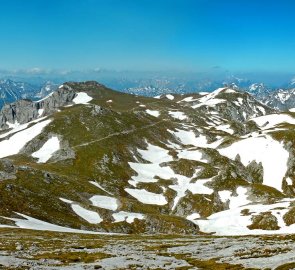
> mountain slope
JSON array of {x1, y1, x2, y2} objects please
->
[{"x1": 0, "y1": 82, "x2": 295, "y2": 235}]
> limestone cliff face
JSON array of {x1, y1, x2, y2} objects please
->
[{"x1": 0, "y1": 84, "x2": 76, "y2": 129}]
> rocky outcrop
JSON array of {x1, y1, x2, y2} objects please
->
[
  {"x1": 0, "y1": 84, "x2": 77, "y2": 130},
  {"x1": 0, "y1": 159, "x2": 17, "y2": 181},
  {"x1": 248, "y1": 211, "x2": 279, "y2": 230}
]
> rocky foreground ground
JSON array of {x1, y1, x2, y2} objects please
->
[{"x1": 0, "y1": 229, "x2": 295, "y2": 269}]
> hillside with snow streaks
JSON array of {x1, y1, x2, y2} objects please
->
[{"x1": 1, "y1": 82, "x2": 295, "y2": 236}]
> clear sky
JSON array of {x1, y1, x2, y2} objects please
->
[{"x1": 1, "y1": 0, "x2": 295, "y2": 73}]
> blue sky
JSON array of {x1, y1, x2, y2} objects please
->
[{"x1": 1, "y1": 0, "x2": 295, "y2": 73}]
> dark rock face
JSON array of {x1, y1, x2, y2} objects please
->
[{"x1": 0, "y1": 84, "x2": 77, "y2": 130}]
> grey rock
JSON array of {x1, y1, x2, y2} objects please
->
[
  {"x1": 0, "y1": 159, "x2": 17, "y2": 180},
  {"x1": 91, "y1": 105, "x2": 104, "y2": 116},
  {"x1": 0, "y1": 84, "x2": 78, "y2": 130}
]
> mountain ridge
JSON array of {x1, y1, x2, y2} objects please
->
[{"x1": 0, "y1": 81, "x2": 295, "y2": 236}]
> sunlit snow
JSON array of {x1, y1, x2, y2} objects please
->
[
  {"x1": 32, "y1": 136, "x2": 60, "y2": 163},
  {"x1": 73, "y1": 92, "x2": 93, "y2": 104},
  {"x1": 146, "y1": 109, "x2": 160, "y2": 117},
  {"x1": 71, "y1": 204, "x2": 102, "y2": 224},
  {"x1": 90, "y1": 195, "x2": 118, "y2": 211},
  {"x1": 166, "y1": 94, "x2": 174, "y2": 100},
  {"x1": 112, "y1": 211, "x2": 144, "y2": 223},
  {"x1": 219, "y1": 136, "x2": 289, "y2": 191},
  {"x1": 0, "y1": 119, "x2": 52, "y2": 159},
  {"x1": 125, "y1": 188, "x2": 168, "y2": 205},
  {"x1": 168, "y1": 111, "x2": 187, "y2": 120}
]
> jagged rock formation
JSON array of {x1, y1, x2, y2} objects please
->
[{"x1": 0, "y1": 84, "x2": 76, "y2": 129}]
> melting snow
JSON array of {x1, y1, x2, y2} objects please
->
[
  {"x1": 251, "y1": 114, "x2": 295, "y2": 130},
  {"x1": 192, "y1": 98, "x2": 226, "y2": 109},
  {"x1": 195, "y1": 200, "x2": 295, "y2": 236},
  {"x1": 125, "y1": 188, "x2": 167, "y2": 205},
  {"x1": 166, "y1": 94, "x2": 174, "y2": 100},
  {"x1": 60, "y1": 198, "x2": 74, "y2": 204},
  {"x1": 128, "y1": 162, "x2": 174, "y2": 186},
  {"x1": 146, "y1": 109, "x2": 160, "y2": 117},
  {"x1": 169, "y1": 173, "x2": 213, "y2": 210},
  {"x1": 225, "y1": 89, "x2": 236, "y2": 93},
  {"x1": 180, "y1": 96, "x2": 197, "y2": 102},
  {"x1": 90, "y1": 195, "x2": 118, "y2": 211},
  {"x1": 286, "y1": 177, "x2": 293, "y2": 185},
  {"x1": 137, "y1": 143, "x2": 173, "y2": 163},
  {"x1": 32, "y1": 136, "x2": 60, "y2": 163},
  {"x1": 0, "y1": 119, "x2": 52, "y2": 159},
  {"x1": 215, "y1": 124, "x2": 234, "y2": 135},
  {"x1": 60, "y1": 198, "x2": 102, "y2": 224},
  {"x1": 186, "y1": 213, "x2": 200, "y2": 220},
  {"x1": 170, "y1": 129, "x2": 222, "y2": 148},
  {"x1": 1, "y1": 213, "x2": 113, "y2": 234},
  {"x1": 219, "y1": 187, "x2": 250, "y2": 209},
  {"x1": 71, "y1": 204, "x2": 102, "y2": 224},
  {"x1": 38, "y1": 109, "x2": 44, "y2": 117},
  {"x1": 192, "y1": 88, "x2": 226, "y2": 109},
  {"x1": 178, "y1": 149, "x2": 208, "y2": 163},
  {"x1": 112, "y1": 211, "x2": 144, "y2": 223},
  {"x1": 73, "y1": 92, "x2": 93, "y2": 104},
  {"x1": 168, "y1": 111, "x2": 187, "y2": 120},
  {"x1": 219, "y1": 136, "x2": 289, "y2": 191},
  {"x1": 89, "y1": 181, "x2": 113, "y2": 195},
  {"x1": 35, "y1": 92, "x2": 54, "y2": 103}
]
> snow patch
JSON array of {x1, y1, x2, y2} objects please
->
[
  {"x1": 166, "y1": 94, "x2": 174, "y2": 100},
  {"x1": 73, "y1": 92, "x2": 93, "y2": 104},
  {"x1": 219, "y1": 187, "x2": 250, "y2": 209},
  {"x1": 1, "y1": 213, "x2": 112, "y2": 234},
  {"x1": 112, "y1": 211, "x2": 144, "y2": 223},
  {"x1": 215, "y1": 124, "x2": 234, "y2": 135},
  {"x1": 32, "y1": 136, "x2": 60, "y2": 163},
  {"x1": 90, "y1": 195, "x2": 118, "y2": 211},
  {"x1": 170, "y1": 129, "x2": 222, "y2": 148},
  {"x1": 219, "y1": 136, "x2": 289, "y2": 191},
  {"x1": 168, "y1": 111, "x2": 187, "y2": 120},
  {"x1": 180, "y1": 96, "x2": 197, "y2": 102},
  {"x1": 125, "y1": 188, "x2": 167, "y2": 205},
  {"x1": 195, "y1": 200, "x2": 295, "y2": 236},
  {"x1": 71, "y1": 204, "x2": 102, "y2": 224},
  {"x1": 0, "y1": 119, "x2": 52, "y2": 159},
  {"x1": 89, "y1": 181, "x2": 113, "y2": 195},
  {"x1": 137, "y1": 143, "x2": 173, "y2": 163},
  {"x1": 286, "y1": 177, "x2": 293, "y2": 185},
  {"x1": 251, "y1": 114, "x2": 295, "y2": 130},
  {"x1": 146, "y1": 109, "x2": 160, "y2": 117},
  {"x1": 38, "y1": 109, "x2": 44, "y2": 117},
  {"x1": 178, "y1": 149, "x2": 208, "y2": 163},
  {"x1": 186, "y1": 213, "x2": 200, "y2": 220}
]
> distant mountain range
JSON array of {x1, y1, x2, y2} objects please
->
[
  {"x1": 0, "y1": 79, "x2": 59, "y2": 107},
  {"x1": 2, "y1": 76, "x2": 295, "y2": 111}
]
